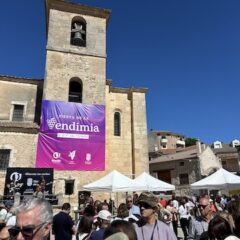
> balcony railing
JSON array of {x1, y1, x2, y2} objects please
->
[
  {"x1": 161, "y1": 138, "x2": 168, "y2": 143},
  {"x1": 176, "y1": 140, "x2": 185, "y2": 145}
]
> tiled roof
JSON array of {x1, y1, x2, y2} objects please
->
[
  {"x1": 150, "y1": 147, "x2": 198, "y2": 164},
  {"x1": 176, "y1": 145, "x2": 196, "y2": 152},
  {"x1": 212, "y1": 144, "x2": 238, "y2": 154}
]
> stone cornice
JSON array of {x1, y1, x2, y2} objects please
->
[
  {"x1": 110, "y1": 87, "x2": 148, "y2": 94},
  {"x1": 46, "y1": 47, "x2": 107, "y2": 59},
  {"x1": 0, "y1": 121, "x2": 39, "y2": 134},
  {"x1": 0, "y1": 127, "x2": 39, "y2": 134},
  {"x1": 106, "y1": 81, "x2": 147, "y2": 100},
  {"x1": 0, "y1": 75, "x2": 43, "y2": 87},
  {"x1": 45, "y1": 0, "x2": 111, "y2": 34},
  {"x1": 107, "y1": 83, "x2": 147, "y2": 94}
]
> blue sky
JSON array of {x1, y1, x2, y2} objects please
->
[{"x1": 0, "y1": 0, "x2": 240, "y2": 144}]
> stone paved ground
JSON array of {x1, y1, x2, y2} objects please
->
[
  {"x1": 177, "y1": 225, "x2": 184, "y2": 239},
  {"x1": 169, "y1": 222, "x2": 184, "y2": 239}
]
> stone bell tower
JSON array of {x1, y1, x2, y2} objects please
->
[{"x1": 43, "y1": 0, "x2": 111, "y2": 105}]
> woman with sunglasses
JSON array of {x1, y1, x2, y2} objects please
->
[{"x1": 134, "y1": 192, "x2": 177, "y2": 240}]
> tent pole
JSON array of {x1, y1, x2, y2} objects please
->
[{"x1": 111, "y1": 192, "x2": 113, "y2": 214}]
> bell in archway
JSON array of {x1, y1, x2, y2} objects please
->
[{"x1": 71, "y1": 22, "x2": 85, "y2": 46}]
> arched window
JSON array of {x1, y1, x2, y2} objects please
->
[
  {"x1": 68, "y1": 78, "x2": 82, "y2": 103},
  {"x1": 114, "y1": 112, "x2": 121, "y2": 136},
  {"x1": 70, "y1": 17, "x2": 86, "y2": 47}
]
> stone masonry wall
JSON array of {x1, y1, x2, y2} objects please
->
[
  {"x1": 0, "y1": 81, "x2": 37, "y2": 121},
  {"x1": 150, "y1": 159, "x2": 199, "y2": 196},
  {"x1": 105, "y1": 87, "x2": 133, "y2": 177},
  {"x1": 0, "y1": 133, "x2": 38, "y2": 188},
  {"x1": 0, "y1": 89, "x2": 148, "y2": 208},
  {"x1": 44, "y1": 8, "x2": 107, "y2": 104},
  {"x1": 0, "y1": 4, "x2": 149, "y2": 208},
  {"x1": 47, "y1": 9, "x2": 107, "y2": 58},
  {"x1": 131, "y1": 92, "x2": 149, "y2": 175},
  {"x1": 43, "y1": 51, "x2": 106, "y2": 104}
]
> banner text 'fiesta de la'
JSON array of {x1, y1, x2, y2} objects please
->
[{"x1": 35, "y1": 100, "x2": 105, "y2": 170}]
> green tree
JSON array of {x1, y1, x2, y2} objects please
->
[{"x1": 185, "y1": 138, "x2": 198, "y2": 147}]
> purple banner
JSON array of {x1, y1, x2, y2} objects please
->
[{"x1": 36, "y1": 100, "x2": 105, "y2": 171}]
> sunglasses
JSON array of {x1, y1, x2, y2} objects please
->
[
  {"x1": 127, "y1": 200, "x2": 132, "y2": 203},
  {"x1": 8, "y1": 222, "x2": 46, "y2": 240},
  {"x1": 139, "y1": 202, "x2": 153, "y2": 209},
  {"x1": 198, "y1": 204, "x2": 209, "y2": 209}
]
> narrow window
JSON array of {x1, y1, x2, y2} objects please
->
[
  {"x1": 71, "y1": 18, "x2": 86, "y2": 47},
  {"x1": 179, "y1": 173, "x2": 189, "y2": 185},
  {"x1": 114, "y1": 112, "x2": 121, "y2": 136},
  {"x1": 0, "y1": 149, "x2": 10, "y2": 170},
  {"x1": 12, "y1": 105, "x2": 24, "y2": 121},
  {"x1": 222, "y1": 160, "x2": 227, "y2": 168},
  {"x1": 69, "y1": 79, "x2": 82, "y2": 103}
]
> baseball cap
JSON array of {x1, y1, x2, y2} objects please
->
[{"x1": 97, "y1": 210, "x2": 112, "y2": 221}]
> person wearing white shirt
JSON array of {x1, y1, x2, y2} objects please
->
[{"x1": 178, "y1": 198, "x2": 189, "y2": 240}]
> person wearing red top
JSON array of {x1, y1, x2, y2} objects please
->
[{"x1": 160, "y1": 198, "x2": 167, "y2": 208}]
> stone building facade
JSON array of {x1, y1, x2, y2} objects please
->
[
  {"x1": 211, "y1": 141, "x2": 240, "y2": 173},
  {"x1": 149, "y1": 138, "x2": 221, "y2": 196},
  {"x1": 0, "y1": 0, "x2": 148, "y2": 206},
  {"x1": 148, "y1": 130, "x2": 185, "y2": 154}
]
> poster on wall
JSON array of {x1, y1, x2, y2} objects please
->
[
  {"x1": 4, "y1": 167, "x2": 53, "y2": 197},
  {"x1": 35, "y1": 100, "x2": 105, "y2": 171}
]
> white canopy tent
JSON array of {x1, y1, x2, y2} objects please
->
[
  {"x1": 82, "y1": 170, "x2": 145, "y2": 192},
  {"x1": 134, "y1": 172, "x2": 175, "y2": 192},
  {"x1": 191, "y1": 168, "x2": 240, "y2": 190}
]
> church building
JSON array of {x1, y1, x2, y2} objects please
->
[{"x1": 0, "y1": 0, "x2": 148, "y2": 205}]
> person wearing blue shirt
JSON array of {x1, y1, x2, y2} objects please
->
[
  {"x1": 90, "y1": 210, "x2": 111, "y2": 240},
  {"x1": 126, "y1": 195, "x2": 140, "y2": 216}
]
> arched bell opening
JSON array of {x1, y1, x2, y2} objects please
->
[
  {"x1": 68, "y1": 78, "x2": 83, "y2": 103},
  {"x1": 70, "y1": 17, "x2": 86, "y2": 47}
]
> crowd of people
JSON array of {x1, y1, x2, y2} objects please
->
[{"x1": 0, "y1": 192, "x2": 240, "y2": 240}]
